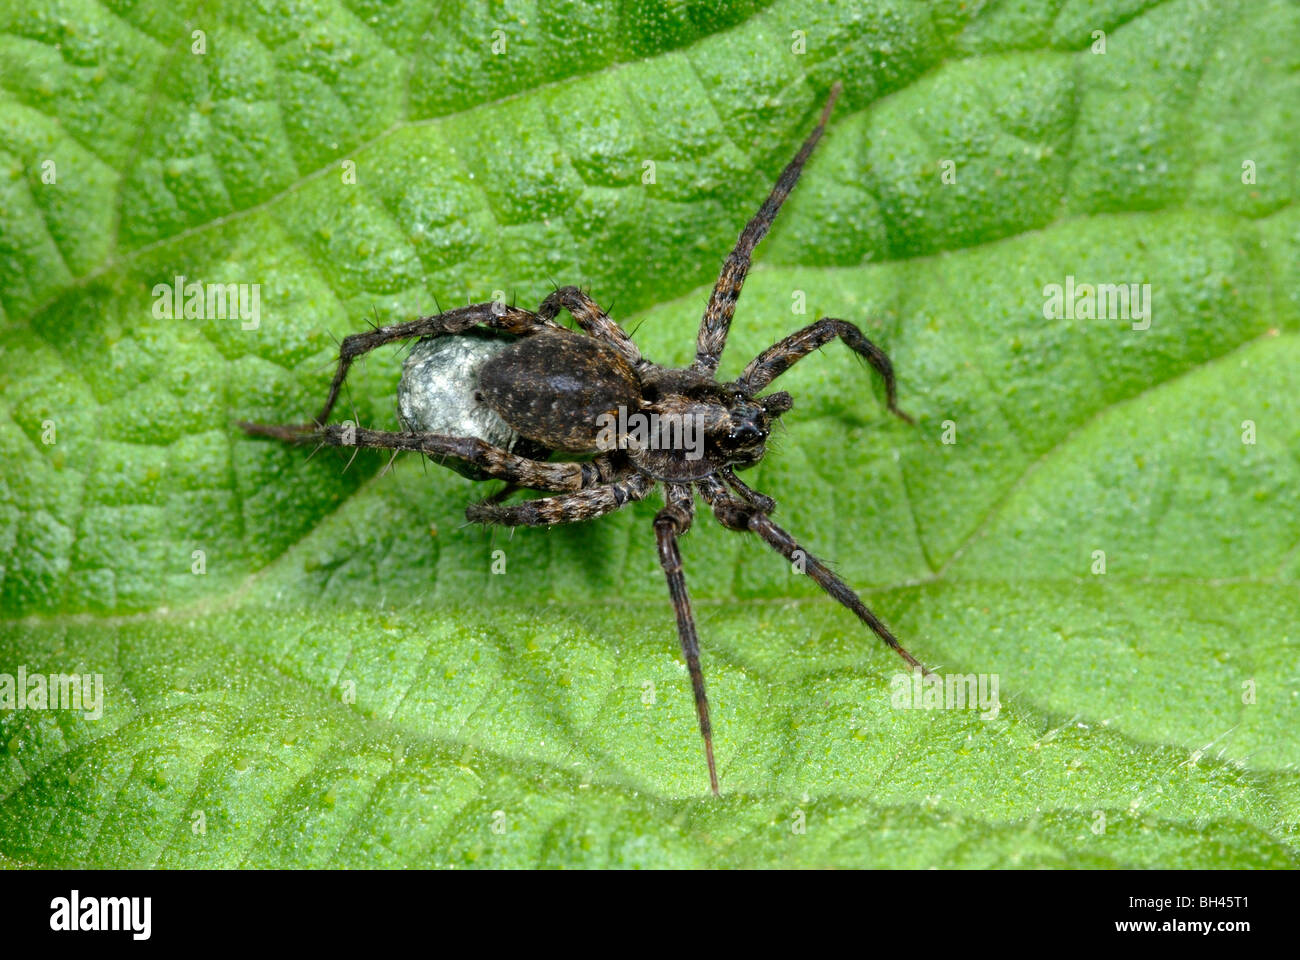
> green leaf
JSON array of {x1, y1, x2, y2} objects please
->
[{"x1": 2, "y1": 0, "x2": 1298, "y2": 868}]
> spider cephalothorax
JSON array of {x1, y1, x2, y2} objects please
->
[{"x1": 242, "y1": 82, "x2": 927, "y2": 795}]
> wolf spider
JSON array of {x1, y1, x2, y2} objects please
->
[{"x1": 242, "y1": 82, "x2": 927, "y2": 795}]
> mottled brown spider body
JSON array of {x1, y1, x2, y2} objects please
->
[
  {"x1": 241, "y1": 83, "x2": 928, "y2": 795},
  {"x1": 478, "y1": 327, "x2": 640, "y2": 453}
]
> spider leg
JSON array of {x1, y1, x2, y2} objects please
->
[
  {"x1": 653, "y1": 483, "x2": 719, "y2": 796},
  {"x1": 739, "y1": 317, "x2": 913, "y2": 424},
  {"x1": 466, "y1": 472, "x2": 655, "y2": 525},
  {"x1": 698, "y1": 477, "x2": 927, "y2": 673},
  {"x1": 693, "y1": 82, "x2": 842, "y2": 377},
  {"x1": 719, "y1": 466, "x2": 775, "y2": 514},
  {"x1": 250, "y1": 423, "x2": 600, "y2": 493},
  {"x1": 537, "y1": 286, "x2": 643, "y2": 368},
  {"x1": 242, "y1": 302, "x2": 562, "y2": 435}
]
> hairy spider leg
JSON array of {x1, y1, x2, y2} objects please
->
[
  {"x1": 717, "y1": 466, "x2": 775, "y2": 514},
  {"x1": 699, "y1": 477, "x2": 927, "y2": 673},
  {"x1": 465, "y1": 472, "x2": 656, "y2": 525},
  {"x1": 694, "y1": 82, "x2": 842, "y2": 377},
  {"x1": 537, "y1": 286, "x2": 643, "y2": 368},
  {"x1": 240, "y1": 303, "x2": 561, "y2": 437},
  {"x1": 259, "y1": 423, "x2": 604, "y2": 493},
  {"x1": 740, "y1": 317, "x2": 914, "y2": 424},
  {"x1": 465, "y1": 476, "x2": 721, "y2": 796},
  {"x1": 653, "y1": 484, "x2": 719, "y2": 796}
]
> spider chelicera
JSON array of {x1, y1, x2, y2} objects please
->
[{"x1": 242, "y1": 82, "x2": 927, "y2": 795}]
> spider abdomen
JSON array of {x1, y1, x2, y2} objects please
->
[
  {"x1": 397, "y1": 331, "x2": 523, "y2": 479},
  {"x1": 478, "y1": 328, "x2": 641, "y2": 452}
]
